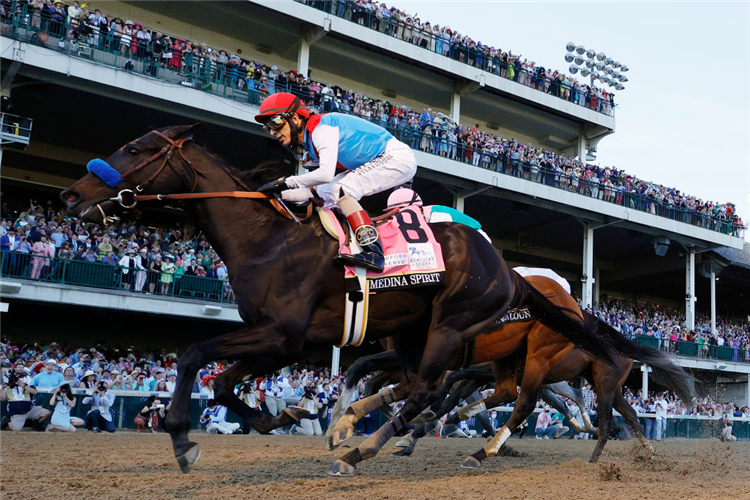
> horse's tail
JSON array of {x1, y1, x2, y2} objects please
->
[
  {"x1": 585, "y1": 311, "x2": 696, "y2": 403},
  {"x1": 516, "y1": 275, "x2": 618, "y2": 365}
]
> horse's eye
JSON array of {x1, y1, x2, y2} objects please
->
[{"x1": 127, "y1": 147, "x2": 139, "y2": 156}]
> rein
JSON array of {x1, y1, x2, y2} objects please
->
[{"x1": 95, "y1": 130, "x2": 313, "y2": 223}]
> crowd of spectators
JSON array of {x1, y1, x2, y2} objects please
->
[
  {"x1": 2, "y1": 333, "x2": 748, "y2": 440},
  {"x1": 0, "y1": 336, "x2": 361, "y2": 435},
  {"x1": 298, "y1": 0, "x2": 615, "y2": 114},
  {"x1": 591, "y1": 299, "x2": 750, "y2": 363},
  {"x1": 0, "y1": 0, "x2": 744, "y2": 235},
  {"x1": 0, "y1": 201, "x2": 235, "y2": 301}
]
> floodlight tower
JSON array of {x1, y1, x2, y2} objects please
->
[{"x1": 564, "y1": 42, "x2": 629, "y2": 161}]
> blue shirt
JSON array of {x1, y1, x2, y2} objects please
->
[
  {"x1": 305, "y1": 113, "x2": 394, "y2": 170},
  {"x1": 31, "y1": 371, "x2": 65, "y2": 388}
]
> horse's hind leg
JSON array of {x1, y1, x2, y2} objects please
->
[
  {"x1": 214, "y1": 360, "x2": 308, "y2": 435},
  {"x1": 613, "y1": 390, "x2": 654, "y2": 456},
  {"x1": 588, "y1": 390, "x2": 613, "y2": 463}
]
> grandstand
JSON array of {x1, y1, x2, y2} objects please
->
[{"x1": 1, "y1": 0, "x2": 749, "y2": 411}]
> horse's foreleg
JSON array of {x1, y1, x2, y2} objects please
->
[
  {"x1": 542, "y1": 382, "x2": 589, "y2": 433},
  {"x1": 329, "y1": 334, "x2": 465, "y2": 475},
  {"x1": 327, "y1": 382, "x2": 410, "y2": 450},
  {"x1": 462, "y1": 363, "x2": 545, "y2": 468},
  {"x1": 328, "y1": 368, "x2": 400, "y2": 441},
  {"x1": 166, "y1": 324, "x2": 295, "y2": 473}
]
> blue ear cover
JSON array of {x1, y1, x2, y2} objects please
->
[{"x1": 87, "y1": 159, "x2": 123, "y2": 188}]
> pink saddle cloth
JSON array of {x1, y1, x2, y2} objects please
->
[{"x1": 324, "y1": 205, "x2": 446, "y2": 292}]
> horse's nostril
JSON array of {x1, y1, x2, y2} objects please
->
[{"x1": 61, "y1": 189, "x2": 80, "y2": 205}]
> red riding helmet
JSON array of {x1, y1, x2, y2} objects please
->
[{"x1": 254, "y1": 92, "x2": 311, "y2": 124}]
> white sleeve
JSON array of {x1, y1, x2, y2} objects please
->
[{"x1": 285, "y1": 125, "x2": 340, "y2": 189}]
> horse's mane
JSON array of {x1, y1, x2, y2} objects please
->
[
  {"x1": 237, "y1": 160, "x2": 295, "y2": 188},
  {"x1": 196, "y1": 146, "x2": 291, "y2": 189},
  {"x1": 160, "y1": 125, "x2": 294, "y2": 190}
]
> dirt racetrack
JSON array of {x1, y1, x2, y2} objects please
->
[{"x1": 2, "y1": 432, "x2": 748, "y2": 499}]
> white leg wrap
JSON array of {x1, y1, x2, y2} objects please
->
[
  {"x1": 568, "y1": 417, "x2": 584, "y2": 433},
  {"x1": 483, "y1": 427, "x2": 512, "y2": 457},
  {"x1": 458, "y1": 401, "x2": 486, "y2": 421}
]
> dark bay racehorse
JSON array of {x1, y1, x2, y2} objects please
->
[{"x1": 61, "y1": 126, "x2": 621, "y2": 475}]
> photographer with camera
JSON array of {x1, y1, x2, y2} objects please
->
[
  {"x1": 82, "y1": 381, "x2": 116, "y2": 433},
  {"x1": 290, "y1": 385, "x2": 324, "y2": 436},
  {"x1": 199, "y1": 399, "x2": 240, "y2": 435},
  {"x1": 134, "y1": 395, "x2": 166, "y2": 433},
  {"x1": 46, "y1": 383, "x2": 84, "y2": 432},
  {"x1": 0, "y1": 362, "x2": 51, "y2": 431}
]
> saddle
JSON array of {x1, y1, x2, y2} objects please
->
[{"x1": 317, "y1": 205, "x2": 446, "y2": 348}]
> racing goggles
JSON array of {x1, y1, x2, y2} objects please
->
[{"x1": 264, "y1": 114, "x2": 287, "y2": 131}]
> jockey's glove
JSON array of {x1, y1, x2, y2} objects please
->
[{"x1": 258, "y1": 177, "x2": 289, "y2": 195}]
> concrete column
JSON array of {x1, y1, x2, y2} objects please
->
[
  {"x1": 577, "y1": 135, "x2": 587, "y2": 162},
  {"x1": 331, "y1": 346, "x2": 340, "y2": 377},
  {"x1": 450, "y1": 92, "x2": 461, "y2": 123},
  {"x1": 685, "y1": 248, "x2": 696, "y2": 330},
  {"x1": 593, "y1": 268, "x2": 601, "y2": 306},
  {"x1": 641, "y1": 365, "x2": 650, "y2": 399},
  {"x1": 710, "y1": 269, "x2": 717, "y2": 336},
  {"x1": 0, "y1": 86, "x2": 10, "y2": 172},
  {"x1": 297, "y1": 38, "x2": 310, "y2": 77},
  {"x1": 453, "y1": 193, "x2": 465, "y2": 213},
  {"x1": 581, "y1": 223, "x2": 595, "y2": 309},
  {"x1": 746, "y1": 374, "x2": 750, "y2": 407}
]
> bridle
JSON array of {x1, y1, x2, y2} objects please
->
[{"x1": 98, "y1": 130, "x2": 313, "y2": 224}]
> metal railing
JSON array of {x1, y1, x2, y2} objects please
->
[
  {"x1": 0, "y1": 250, "x2": 235, "y2": 304},
  {"x1": 294, "y1": 0, "x2": 615, "y2": 116},
  {"x1": 634, "y1": 334, "x2": 750, "y2": 364},
  {"x1": 0, "y1": 1, "x2": 743, "y2": 237},
  {"x1": 0, "y1": 112, "x2": 32, "y2": 147}
]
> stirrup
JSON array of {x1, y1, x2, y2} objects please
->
[{"x1": 334, "y1": 251, "x2": 384, "y2": 273}]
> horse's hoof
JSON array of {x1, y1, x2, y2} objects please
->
[
  {"x1": 411, "y1": 409, "x2": 437, "y2": 424},
  {"x1": 331, "y1": 427, "x2": 355, "y2": 449},
  {"x1": 283, "y1": 406, "x2": 310, "y2": 421},
  {"x1": 325, "y1": 436, "x2": 336, "y2": 451},
  {"x1": 394, "y1": 436, "x2": 413, "y2": 448},
  {"x1": 393, "y1": 447, "x2": 413, "y2": 457},
  {"x1": 176, "y1": 443, "x2": 201, "y2": 473},
  {"x1": 328, "y1": 459, "x2": 356, "y2": 476},
  {"x1": 461, "y1": 456, "x2": 482, "y2": 469}
]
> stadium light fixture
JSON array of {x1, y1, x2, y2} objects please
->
[{"x1": 565, "y1": 45, "x2": 629, "y2": 93}]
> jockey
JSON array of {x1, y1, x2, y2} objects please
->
[
  {"x1": 385, "y1": 188, "x2": 492, "y2": 243},
  {"x1": 254, "y1": 93, "x2": 417, "y2": 273}
]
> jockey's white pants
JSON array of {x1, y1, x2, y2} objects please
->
[
  {"x1": 282, "y1": 138, "x2": 417, "y2": 207},
  {"x1": 206, "y1": 421, "x2": 240, "y2": 434}
]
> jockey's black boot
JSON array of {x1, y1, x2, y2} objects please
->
[
  {"x1": 335, "y1": 237, "x2": 384, "y2": 273},
  {"x1": 334, "y1": 196, "x2": 385, "y2": 273}
]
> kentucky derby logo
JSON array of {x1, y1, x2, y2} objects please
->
[{"x1": 407, "y1": 243, "x2": 437, "y2": 270}]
